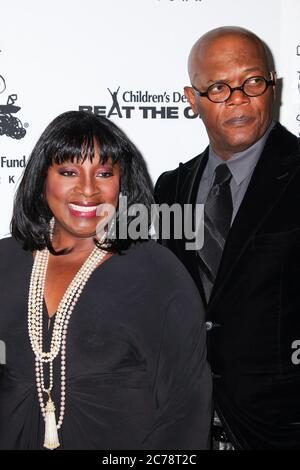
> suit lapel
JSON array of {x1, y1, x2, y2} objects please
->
[
  {"x1": 177, "y1": 148, "x2": 209, "y2": 204},
  {"x1": 176, "y1": 148, "x2": 209, "y2": 306},
  {"x1": 207, "y1": 123, "x2": 300, "y2": 313}
]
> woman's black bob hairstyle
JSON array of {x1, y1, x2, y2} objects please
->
[{"x1": 11, "y1": 110, "x2": 154, "y2": 254}]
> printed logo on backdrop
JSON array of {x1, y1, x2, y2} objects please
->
[
  {"x1": 79, "y1": 87, "x2": 200, "y2": 120},
  {"x1": 0, "y1": 72, "x2": 27, "y2": 140},
  {"x1": 0, "y1": 61, "x2": 28, "y2": 187}
]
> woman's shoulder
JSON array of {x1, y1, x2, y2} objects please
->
[
  {"x1": 0, "y1": 236, "x2": 15, "y2": 248},
  {"x1": 0, "y1": 235, "x2": 21, "y2": 249},
  {"x1": 119, "y1": 241, "x2": 204, "y2": 319},
  {"x1": 0, "y1": 236, "x2": 27, "y2": 264},
  {"x1": 122, "y1": 240, "x2": 198, "y2": 290}
]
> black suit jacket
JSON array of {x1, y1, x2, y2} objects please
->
[{"x1": 154, "y1": 122, "x2": 300, "y2": 449}]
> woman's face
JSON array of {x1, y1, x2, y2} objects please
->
[{"x1": 45, "y1": 152, "x2": 120, "y2": 241}]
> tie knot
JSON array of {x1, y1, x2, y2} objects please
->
[{"x1": 213, "y1": 164, "x2": 232, "y2": 186}]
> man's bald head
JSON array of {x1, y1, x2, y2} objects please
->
[{"x1": 188, "y1": 27, "x2": 270, "y2": 84}]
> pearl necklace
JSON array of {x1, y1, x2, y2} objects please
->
[{"x1": 28, "y1": 242, "x2": 106, "y2": 449}]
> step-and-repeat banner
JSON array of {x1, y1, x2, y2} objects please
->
[{"x1": 0, "y1": 0, "x2": 299, "y2": 238}]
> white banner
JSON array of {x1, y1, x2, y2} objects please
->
[{"x1": 0, "y1": 0, "x2": 299, "y2": 238}]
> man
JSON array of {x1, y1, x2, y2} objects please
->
[{"x1": 155, "y1": 26, "x2": 300, "y2": 449}]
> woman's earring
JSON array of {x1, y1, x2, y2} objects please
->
[{"x1": 49, "y1": 217, "x2": 55, "y2": 237}]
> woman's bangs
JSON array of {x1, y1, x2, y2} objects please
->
[{"x1": 51, "y1": 132, "x2": 121, "y2": 166}]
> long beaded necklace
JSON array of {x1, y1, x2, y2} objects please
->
[{"x1": 28, "y1": 235, "x2": 106, "y2": 449}]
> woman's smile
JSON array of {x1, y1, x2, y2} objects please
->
[{"x1": 68, "y1": 202, "x2": 102, "y2": 218}]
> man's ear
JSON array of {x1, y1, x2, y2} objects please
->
[
  {"x1": 184, "y1": 86, "x2": 199, "y2": 114},
  {"x1": 271, "y1": 71, "x2": 277, "y2": 100}
]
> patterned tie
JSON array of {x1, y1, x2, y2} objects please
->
[{"x1": 198, "y1": 164, "x2": 233, "y2": 301}]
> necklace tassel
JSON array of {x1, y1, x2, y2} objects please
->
[{"x1": 43, "y1": 396, "x2": 60, "y2": 450}]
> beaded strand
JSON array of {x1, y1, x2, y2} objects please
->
[{"x1": 28, "y1": 243, "x2": 106, "y2": 428}]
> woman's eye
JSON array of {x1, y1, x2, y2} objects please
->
[
  {"x1": 97, "y1": 171, "x2": 113, "y2": 178},
  {"x1": 59, "y1": 170, "x2": 77, "y2": 177}
]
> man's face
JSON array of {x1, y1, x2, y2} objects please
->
[{"x1": 185, "y1": 35, "x2": 276, "y2": 159}]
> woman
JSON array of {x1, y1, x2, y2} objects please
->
[{"x1": 0, "y1": 111, "x2": 212, "y2": 450}]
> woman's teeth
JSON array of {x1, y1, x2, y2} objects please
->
[{"x1": 68, "y1": 203, "x2": 99, "y2": 213}]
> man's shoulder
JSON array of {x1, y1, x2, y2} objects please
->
[
  {"x1": 157, "y1": 152, "x2": 204, "y2": 181},
  {"x1": 268, "y1": 122, "x2": 300, "y2": 153},
  {"x1": 154, "y1": 149, "x2": 207, "y2": 203}
]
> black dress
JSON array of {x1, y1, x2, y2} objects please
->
[{"x1": 0, "y1": 237, "x2": 212, "y2": 450}]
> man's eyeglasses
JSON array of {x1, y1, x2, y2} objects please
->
[{"x1": 191, "y1": 74, "x2": 276, "y2": 103}]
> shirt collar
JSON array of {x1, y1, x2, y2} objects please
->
[{"x1": 208, "y1": 121, "x2": 275, "y2": 186}]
